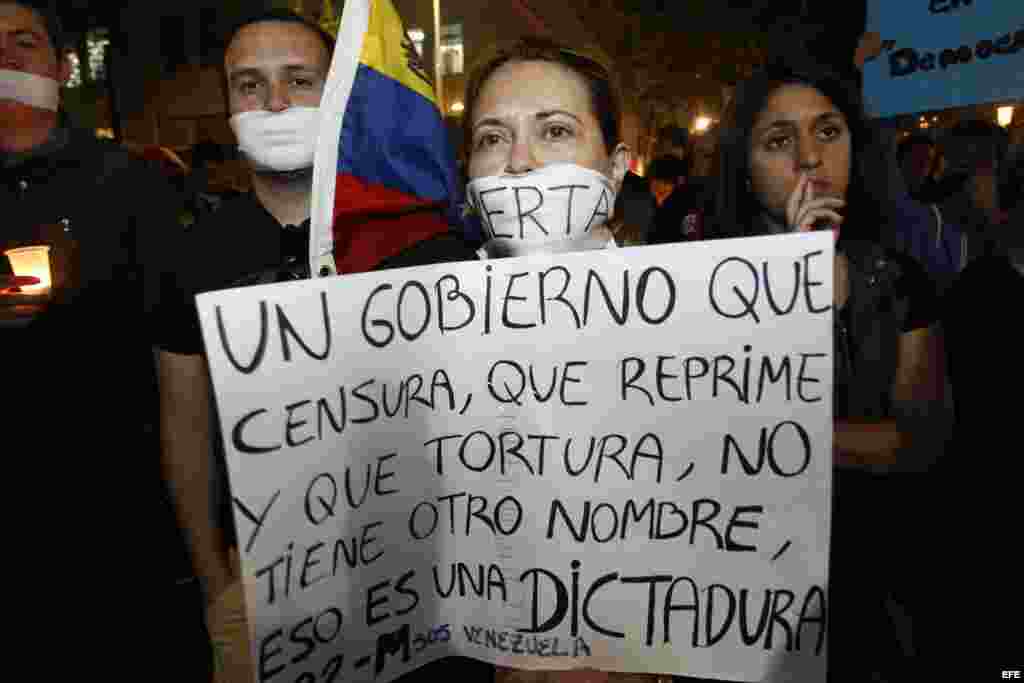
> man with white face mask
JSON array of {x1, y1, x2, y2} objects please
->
[
  {"x1": 153, "y1": 10, "x2": 477, "y2": 680},
  {"x1": 151, "y1": 13, "x2": 338, "y2": 681},
  {"x1": 3, "y1": 1, "x2": 213, "y2": 680}
]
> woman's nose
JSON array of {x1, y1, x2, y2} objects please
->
[
  {"x1": 505, "y1": 137, "x2": 537, "y2": 174},
  {"x1": 797, "y1": 136, "x2": 823, "y2": 171}
]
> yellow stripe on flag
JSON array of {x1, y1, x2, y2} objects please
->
[
  {"x1": 320, "y1": 0, "x2": 339, "y2": 37},
  {"x1": 359, "y1": 0, "x2": 437, "y2": 107}
]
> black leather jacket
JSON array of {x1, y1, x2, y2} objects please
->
[{"x1": 834, "y1": 239, "x2": 936, "y2": 421}]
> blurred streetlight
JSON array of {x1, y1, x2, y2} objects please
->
[
  {"x1": 694, "y1": 116, "x2": 713, "y2": 133},
  {"x1": 450, "y1": 101, "x2": 464, "y2": 114}
]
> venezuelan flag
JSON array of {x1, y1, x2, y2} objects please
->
[{"x1": 311, "y1": 0, "x2": 460, "y2": 276}]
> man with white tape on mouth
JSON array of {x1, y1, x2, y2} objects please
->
[
  {"x1": 2, "y1": 1, "x2": 213, "y2": 679},
  {"x1": 153, "y1": 9, "x2": 480, "y2": 681},
  {"x1": 463, "y1": 37, "x2": 631, "y2": 262}
]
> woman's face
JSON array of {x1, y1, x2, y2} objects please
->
[
  {"x1": 467, "y1": 59, "x2": 628, "y2": 190},
  {"x1": 748, "y1": 83, "x2": 851, "y2": 221}
]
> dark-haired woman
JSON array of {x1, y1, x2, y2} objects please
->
[{"x1": 708, "y1": 60, "x2": 947, "y2": 681}]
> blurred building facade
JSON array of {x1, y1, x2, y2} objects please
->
[
  {"x1": 58, "y1": 0, "x2": 647, "y2": 165},
  {"x1": 54, "y1": 0, "x2": 1019, "y2": 172}
]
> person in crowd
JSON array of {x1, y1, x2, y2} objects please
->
[
  {"x1": 151, "y1": 9, "x2": 480, "y2": 681},
  {"x1": 464, "y1": 34, "x2": 728, "y2": 683},
  {"x1": 882, "y1": 132, "x2": 967, "y2": 299},
  {"x1": 646, "y1": 153, "x2": 685, "y2": 208},
  {"x1": 613, "y1": 167, "x2": 656, "y2": 245},
  {"x1": 1000, "y1": 136, "x2": 1022, "y2": 217},
  {"x1": 646, "y1": 153, "x2": 709, "y2": 245},
  {"x1": 941, "y1": 145, "x2": 1024, "y2": 673},
  {"x1": 689, "y1": 121, "x2": 718, "y2": 181},
  {"x1": 655, "y1": 124, "x2": 689, "y2": 161},
  {"x1": 896, "y1": 133, "x2": 937, "y2": 202},
  {"x1": 708, "y1": 57, "x2": 948, "y2": 682},
  {"x1": 183, "y1": 139, "x2": 241, "y2": 223},
  {"x1": 926, "y1": 120, "x2": 1010, "y2": 262},
  {"x1": 1, "y1": 0, "x2": 211, "y2": 679}
]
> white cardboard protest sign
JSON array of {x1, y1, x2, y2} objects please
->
[{"x1": 197, "y1": 233, "x2": 834, "y2": 683}]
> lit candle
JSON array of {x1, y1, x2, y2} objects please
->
[
  {"x1": 997, "y1": 106, "x2": 1014, "y2": 128},
  {"x1": 4, "y1": 246, "x2": 52, "y2": 295}
]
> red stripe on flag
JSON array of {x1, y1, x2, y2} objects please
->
[
  {"x1": 333, "y1": 173, "x2": 442, "y2": 217},
  {"x1": 332, "y1": 173, "x2": 451, "y2": 274}
]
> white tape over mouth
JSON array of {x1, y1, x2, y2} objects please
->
[
  {"x1": 0, "y1": 69, "x2": 60, "y2": 111},
  {"x1": 468, "y1": 163, "x2": 618, "y2": 258}
]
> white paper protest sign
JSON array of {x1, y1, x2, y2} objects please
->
[{"x1": 197, "y1": 232, "x2": 834, "y2": 683}]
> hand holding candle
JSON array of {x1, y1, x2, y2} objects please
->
[{"x1": 4, "y1": 246, "x2": 52, "y2": 295}]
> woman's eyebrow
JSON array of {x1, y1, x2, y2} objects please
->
[
  {"x1": 535, "y1": 110, "x2": 583, "y2": 124},
  {"x1": 756, "y1": 110, "x2": 844, "y2": 134},
  {"x1": 815, "y1": 111, "x2": 845, "y2": 125},
  {"x1": 755, "y1": 118, "x2": 797, "y2": 134}
]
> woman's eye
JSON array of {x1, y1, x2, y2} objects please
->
[
  {"x1": 765, "y1": 135, "x2": 791, "y2": 151},
  {"x1": 238, "y1": 81, "x2": 261, "y2": 95},
  {"x1": 291, "y1": 77, "x2": 315, "y2": 88},
  {"x1": 819, "y1": 125, "x2": 843, "y2": 141},
  {"x1": 545, "y1": 125, "x2": 573, "y2": 141}
]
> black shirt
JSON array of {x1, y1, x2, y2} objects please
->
[
  {"x1": 153, "y1": 191, "x2": 479, "y2": 532},
  {"x1": 152, "y1": 191, "x2": 487, "y2": 681},
  {"x1": 154, "y1": 193, "x2": 479, "y2": 355},
  {"x1": 833, "y1": 243, "x2": 938, "y2": 421}
]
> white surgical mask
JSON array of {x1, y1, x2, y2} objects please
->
[
  {"x1": 467, "y1": 163, "x2": 617, "y2": 258},
  {"x1": 0, "y1": 69, "x2": 60, "y2": 111},
  {"x1": 230, "y1": 106, "x2": 320, "y2": 172}
]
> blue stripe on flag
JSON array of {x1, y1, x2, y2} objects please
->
[{"x1": 338, "y1": 63, "x2": 457, "y2": 205}]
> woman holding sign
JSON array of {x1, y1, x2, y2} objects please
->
[
  {"x1": 463, "y1": 36, "x2": 759, "y2": 683},
  {"x1": 462, "y1": 37, "x2": 686, "y2": 683},
  {"x1": 709, "y1": 59, "x2": 947, "y2": 681}
]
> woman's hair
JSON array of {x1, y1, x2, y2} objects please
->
[
  {"x1": 709, "y1": 58, "x2": 884, "y2": 243},
  {"x1": 461, "y1": 36, "x2": 622, "y2": 160}
]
